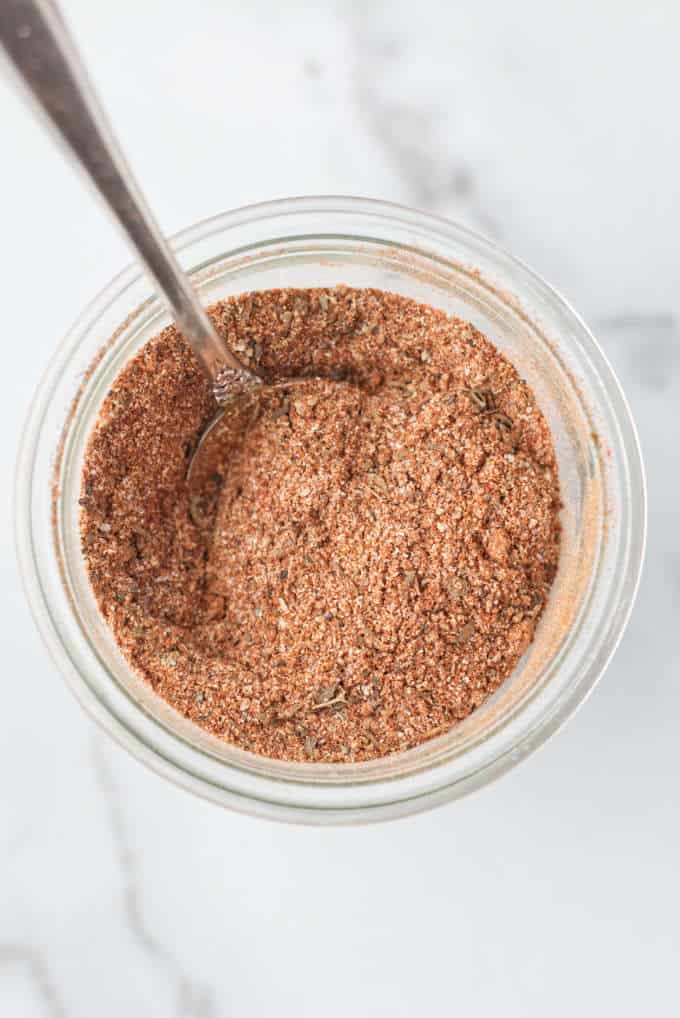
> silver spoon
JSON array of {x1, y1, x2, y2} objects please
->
[{"x1": 0, "y1": 0, "x2": 276, "y2": 484}]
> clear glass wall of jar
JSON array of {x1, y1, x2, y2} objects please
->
[{"x1": 15, "y1": 197, "x2": 646, "y2": 823}]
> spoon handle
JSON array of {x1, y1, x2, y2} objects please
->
[{"x1": 0, "y1": 0, "x2": 255, "y2": 385}]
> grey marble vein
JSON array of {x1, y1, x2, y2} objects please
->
[
  {"x1": 91, "y1": 741, "x2": 216, "y2": 1018},
  {"x1": 0, "y1": 944, "x2": 68, "y2": 1018},
  {"x1": 345, "y1": 6, "x2": 500, "y2": 238}
]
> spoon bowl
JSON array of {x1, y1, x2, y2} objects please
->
[{"x1": 186, "y1": 376, "x2": 324, "y2": 492}]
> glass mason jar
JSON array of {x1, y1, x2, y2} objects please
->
[{"x1": 15, "y1": 196, "x2": 646, "y2": 824}]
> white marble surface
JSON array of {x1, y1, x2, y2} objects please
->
[{"x1": 1, "y1": 1, "x2": 679, "y2": 1015}]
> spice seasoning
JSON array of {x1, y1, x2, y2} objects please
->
[{"x1": 80, "y1": 287, "x2": 561, "y2": 763}]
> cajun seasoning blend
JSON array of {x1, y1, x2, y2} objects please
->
[{"x1": 80, "y1": 287, "x2": 561, "y2": 762}]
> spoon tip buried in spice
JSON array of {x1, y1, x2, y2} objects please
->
[{"x1": 185, "y1": 375, "x2": 330, "y2": 493}]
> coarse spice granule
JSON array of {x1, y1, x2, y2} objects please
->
[{"x1": 80, "y1": 286, "x2": 561, "y2": 763}]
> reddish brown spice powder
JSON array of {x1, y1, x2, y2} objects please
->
[{"x1": 80, "y1": 287, "x2": 561, "y2": 763}]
